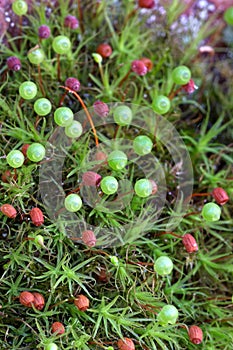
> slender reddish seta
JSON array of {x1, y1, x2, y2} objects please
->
[{"x1": 59, "y1": 86, "x2": 99, "y2": 146}]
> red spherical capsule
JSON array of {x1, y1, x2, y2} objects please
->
[
  {"x1": 32, "y1": 292, "x2": 45, "y2": 310},
  {"x1": 93, "y1": 100, "x2": 109, "y2": 117},
  {"x1": 51, "y1": 322, "x2": 65, "y2": 335},
  {"x1": 140, "y1": 57, "x2": 153, "y2": 72},
  {"x1": 95, "y1": 151, "x2": 107, "y2": 162},
  {"x1": 19, "y1": 291, "x2": 35, "y2": 308},
  {"x1": 0, "y1": 204, "x2": 17, "y2": 218},
  {"x1": 29, "y1": 207, "x2": 44, "y2": 226},
  {"x1": 188, "y1": 325, "x2": 203, "y2": 344},
  {"x1": 149, "y1": 180, "x2": 158, "y2": 195},
  {"x1": 38, "y1": 25, "x2": 51, "y2": 39},
  {"x1": 181, "y1": 79, "x2": 197, "y2": 94},
  {"x1": 21, "y1": 144, "x2": 30, "y2": 157},
  {"x1": 74, "y1": 294, "x2": 90, "y2": 311},
  {"x1": 65, "y1": 77, "x2": 80, "y2": 92},
  {"x1": 1, "y1": 170, "x2": 17, "y2": 183},
  {"x1": 182, "y1": 234, "x2": 198, "y2": 253},
  {"x1": 95, "y1": 266, "x2": 109, "y2": 283},
  {"x1": 82, "y1": 171, "x2": 102, "y2": 186},
  {"x1": 138, "y1": 0, "x2": 154, "y2": 9},
  {"x1": 212, "y1": 187, "x2": 229, "y2": 206},
  {"x1": 64, "y1": 15, "x2": 79, "y2": 29},
  {"x1": 96, "y1": 43, "x2": 112, "y2": 58},
  {"x1": 117, "y1": 337, "x2": 135, "y2": 350},
  {"x1": 81, "y1": 230, "x2": 97, "y2": 247},
  {"x1": 7, "y1": 56, "x2": 21, "y2": 71},
  {"x1": 131, "y1": 60, "x2": 147, "y2": 76}
]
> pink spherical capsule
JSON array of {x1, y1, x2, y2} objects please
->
[
  {"x1": 38, "y1": 25, "x2": 51, "y2": 39},
  {"x1": 182, "y1": 234, "x2": 198, "y2": 253},
  {"x1": 138, "y1": 0, "x2": 154, "y2": 9},
  {"x1": 82, "y1": 171, "x2": 102, "y2": 186},
  {"x1": 30, "y1": 208, "x2": 44, "y2": 226},
  {"x1": 188, "y1": 325, "x2": 203, "y2": 344},
  {"x1": 7, "y1": 56, "x2": 21, "y2": 71},
  {"x1": 0, "y1": 204, "x2": 17, "y2": 219},
  {"x1": 212, "y1": 187, "x2": 229, "y2": 206},
  {"x1": 182, "y1": 79, "x2": 197, "y2": 94},
  {"x1": 81, "y1": 230, "x2": 97, "y2": 247},
  {"x1": 21, "y1": 144, "x2": 30, "y2": 157},
  {"x1": 65, "y1": 77, "x2": 80, "y2": 91},
  {"x1": 96, "y1": 43, "x2": 112, "y2": 58},
  {"x1": 140, "y1": 57, "x2": 153, "y2": 72},
  {"x1": 32, "y1": 292, "x2": 45, "y2": 310},
  {"x1": 131, "y1": 60, "x2": 147, "y2": 76},
  {"x1": 64, "y1": 15, "x2": 79, "y2": 29},
  {"x1": 93, "y1": 100, "x2": 109, "y2": 117},
  {"x1": 149, "y1": 180, "x2": 158, "y2": 195},
  {"x1": 51, "y1": 322, "x2": 65, "y2": 335},
  {"x1": 95, "y1": 151, "x2": 107, "y2": 162}
]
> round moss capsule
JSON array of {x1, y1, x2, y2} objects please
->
[
  {"x1": 64, "y1": 194, "x2": 82, "y2": 212},
  {"x1": 107, "y1": 150, "x2": 128, "y2": 171},
  {"x1": 34, "y1": 98, "x2": 52, "y2": 116},
  {"x1": 44, "y1": 343, "x2": 58, "y2": 350},
  {"x1": 172, "y1": 65, "x2": 191, "y2": 85},
  {"x1": 133, "y1": 135, "x2": 153, "y2": 155},
  {"x1": 52, "y1": 35, "x2": 71, "y2": 55},
  {"x1": 19, "y1": 81, "x2": 37, "y2": 100},
  {"x1": 100, "y1": 176, "x2": 118, "y2": 195},
  {"x1": 154, "y1": 256, "x2": 173, "y2": 276},
  {"x1": 224, "y1": 7, "x2": 233, "y2": 25},
  {"x1": 157, "y1": 305, "x2": 179, "y2": 326},
  {"x1": 28, "y1": 48, "x2": 45, "y2": 65},
  {"x1": 26, "y1": 143, "x2": 45, "y2": 162},
  {"x1": 54, "y1": 107, "x2": 74, "y2": 127},
  {"x1": 65, "y1": 120, "x2": 83, "y2": 138},
  {"x1": 134, "y1": 179, "x2": 152, "y2": 198},
  {"x1": 6, "y1": 150, "x2": 25, "y2": 168},
  {"x1": 153, "y1": 95, "x2": 171, "y2": 114},
  {"x1": 113, "y1": 106, "x2": 133, "y2": 126},
  {"x1": 110, "y1": 255, "x2": 119, "y2": 266},
  {"x1": 12, "y1": 0, "x2": 28, "y2": 16},
  {"x1": 201, "y1": 202, "x2": 221, "y2": 222}
]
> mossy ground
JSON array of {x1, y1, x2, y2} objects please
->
[{"x1": 0, "y1": 1, "x2": 233, "y2": 349}]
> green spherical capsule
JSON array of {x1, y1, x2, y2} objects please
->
[
  {"x1": 64, "y1": 194, "x2": 82, "y2": 212},
  {"x1": 7, "y1": 150, "x2": 25, "y2": 168},
  {"x1": 201, "y1": 202, "x2": 221, "y2": 222},
  {"x1": 34, "y1": 98, "x2": 52, "y2": 116},
  {"x1": 224, "y1": 7, "x2": 233, "y2": 25},
  {"x1": 65, "y1": 120, "x2": 83, "y2": 138},
  {"x1": 134, "y1": 179, "x2": 152, "y2": 198},
  {"x1": 113, "y1": 105, "x2": 132, "y2": 126},
  {"x1": 54, "y1": 107, "x2": 74, "y2": 127},
  {"x1": 154, "y1": 256, "x2": 173, "y2": 276},
  {"x1": 100, "y1": 176, "x2": 118, "y2": 195},
  {"x1": 44, "y1": 343, "x2": 58, "y2": 350},
  {"x1": 12, "y1": 0, "x2": 28, "y2": 16},
  {"x1": 107, "y1": 150, "x2": 127, "y2": 171},
  {"x1": 34, "y1": 234, "x2": 44, "y2": 247},
  {"x1": 172, "y1": 65, "x2": 191, "y2": 85},
  {"x1": 52, "y1": 35, "x2": 71, "y2": 54},
  {"x1": 19, "y1": 81, "x2": 37, "y2": 100},
  {"x1": 153, "y1": 95, "x2": 171, "y2": 115},
  {"x1": 133, "y1": 135, "x2": 153, "y2": 155},
  {"x1": 92, "y1": 53, "x2": 103, "y2": 64},
  {"x1": 26, "y1": 143, "x2": 45, "y2": 162},
  {"x1": 27, "y1": 142, "x2": 45, "y2": 162},
  {"x1": 28, "y1": 48, "x2": 45, "y2": 65},
  {"x1": 110, "y1": 256, "x2": 119, "y2": 266},
  {"x1": 157, "y1": 305, "x2": 179, "y2": 326}
]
